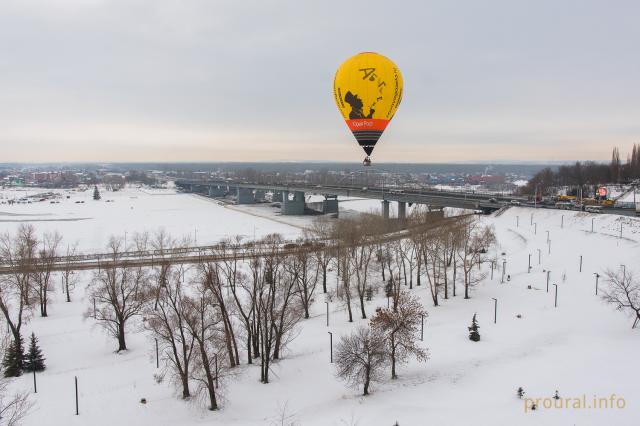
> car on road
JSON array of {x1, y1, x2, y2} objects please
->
[
  {"x1": 510, "y1": 200, "x2": 521, "y2": 205},
  {"x1": 489, "y1": 198, "x2": 497, "y2": 203}
]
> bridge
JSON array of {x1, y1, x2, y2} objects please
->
[{"x1": 174, "y1": 179, "x2": 513, "y2": 218}]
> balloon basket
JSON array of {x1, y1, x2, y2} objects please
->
[{"x1": 363, "y1": 156, "x2": 372, "y2": 167}]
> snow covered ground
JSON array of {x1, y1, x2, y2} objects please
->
[
  {"x1": 0, "y1": 187, "x2": 301, "y2": 251},
  {"x1": 2, "y1": 190, "x2": 640, "y2": 425}
]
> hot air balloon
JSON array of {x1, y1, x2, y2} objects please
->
[{"x1": 333, "y1": 52, "x2": 403, "y2": 166}]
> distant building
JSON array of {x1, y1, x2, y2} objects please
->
[{"x1": 467, "y1": 175, "x2": 505, "y2": 185}]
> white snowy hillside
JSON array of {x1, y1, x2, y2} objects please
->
[{"x1": 1, "y1": 188, "x2": 639, "y2": 426}]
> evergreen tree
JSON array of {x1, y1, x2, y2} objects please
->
[
  {"x1": 93, "y1": 185, "x2": 101, "y2": 200},
  {"x1": 24, "y1": 332, "x2": 46, "y2": 372},
  {"x1": 553, "y1": 390, "x2": 560, "y2": 400},
  {"x1": 2, "y1": 336, "x2": 25, "y2": 377},
  {"x1": 468, "y1": 313, "x2": 480, "y2": 342},
  {"x1": 517, "y1": 387, "x2": 525, "y2": 399}
]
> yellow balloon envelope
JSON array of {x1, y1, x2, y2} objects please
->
[{"x1": 333, "y1": 52, "x2": 403, "y2": 164}]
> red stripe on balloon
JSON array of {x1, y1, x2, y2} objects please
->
[{"x1": 346, "y1": 119, "x2": 389, "y2": 132}]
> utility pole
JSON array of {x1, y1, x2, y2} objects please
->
[
  {"x1": 491, "y1": 261, "x2": 495, "y2": 280},
  {"x1": 579, "y1": 255, "x2": 583, "y2": 272},
  {"x1": 553, "y1": 284, "x2": 558, "y2": 308},
  {"x1": 328, "y1": 332, "x2": 333, "y2": 363},
  {"x1": 528, "y1": 254, "x2": 532, "y2": 273},
  {"x1": 501, "y1": 260, "x2": 506, "y2": 283},
  {"x1": 534, "y1": 223, "x2": 537, "y2": 235},
  {"x1": 594, "y1": 273, "x2": 600, "y2": 295}
]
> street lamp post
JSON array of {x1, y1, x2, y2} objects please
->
[
  {"x1": 326, "y1": 301, "x2": 329, "y2": 327},
  {"x1": 492, "y1": 298, "x2": 497, "y2": 324},
  {"x1": 546, "y1": 230, "x2": 550, "y2": 243},
  {"x1": 594, "y1": 273, "x2": 600, "y2": 295},
  {"x1": 528, "y1": 254, "x2": 532, "y2": 273},
  {"x1": 591, "y1": 218, "x2": 595, "y2": 233},
  {"x1": 553, "y1": 284, "x2": 558, "y2": 308},
  {"x1": 328, "y1": 332, "x2": 333, "y2": 363},
  {"x1": 546, "y1": 270, "x2": 551, "y2": 293},
  {"x1": 501, "y1": 260, "x2": 506, "y2": 283}
]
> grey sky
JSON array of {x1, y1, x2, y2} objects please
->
[{"x1": 1, "y1": 0, "x2": 639, "y2": 163}]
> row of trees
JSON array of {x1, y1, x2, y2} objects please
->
[
  {"x1": 523, "y1": 143, "x2": 640, "y2": 195},
  {"x1": 83, "y1": 210, "x2": 496, "y2": 407},
  {"x1": 0, "y1": 211, "x2": 495, "y2": 411}
]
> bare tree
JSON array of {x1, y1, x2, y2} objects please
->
[
  {"x1": 199, "y1": 254, "x2": 240, "y2": 368},
  {"x1": 145, "y1": 266, "x2": 194, "y2": 398},
  {"x1": 86, "y1": 236, "x2": 150, "y2": 352},
  {"x1": 456, "y1": 218, "x2": 494, "y2": 299},
  {"x1": 370, "y1": 291, "x2": 429, "y2": 379},
  {"x1": 601, "y1": 269, "x2": 640, "y2": 329},
  {"x1": 0, "y1": 225, "x2": 36, "y2": 361},
  {"x1": 333, "y1": 217, "x2": 375, "y2": 320},
  {"x1": 32, "y1": 231, "x2": 62, "y2": 317},
  {"x1": 0, "y1": 378, "x2": 32, "y2": 426},
  {"x1": 254, "y1": 234, "x2": 303, "y2": 383},
  {"x1": 61, "y1": 243, "x2": 79, "y2": 303},
  {"x1": 418, "y1": 227, "x2": 444, "y2": 307},
  {"x1": 286, "y1": 241, "x2": 319, "y2": 319},
  {"x1": 334, "y1": 326, "x2": 387, "y2": 396},
  {"x1": 183, "y1": 284, "x2": 228, "y2": 410},
  {"x1": 308, "y1": 217, "x2": 333, "y2": 294}
]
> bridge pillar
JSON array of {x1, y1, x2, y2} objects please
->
[
  {"x1": 323, "y1": 195, "x2": 339, "y2": 215},
  {"x1": 208, "y1": 186, "x2": 225, "y2": 197},
  {"x1": 236, "y1": 187, "x2": 255, "y2": 204},
  {"x1": 254, "y1": 190, "x2": 266, "y2": 202},
  {"x1": 398, "y1": 201, "x2": 407, "y2": 223},
  {"x1": 282, "y1": 191, "x2": 305, "y2": 215},
  {"x1": 382, "y1": 200, "x2": 390, "y2": 219}
]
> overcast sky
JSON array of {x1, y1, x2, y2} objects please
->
[{"x1": 1, "y1": 0, "x2": 639, "y2": 163}]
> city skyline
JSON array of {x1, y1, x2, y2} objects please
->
[{"x1": 2, "y1": 0, "x2": 639, "y2": 163}]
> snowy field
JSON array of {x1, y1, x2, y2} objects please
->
[
  {"x1": 0, "y1": 187, "x2": 301, "y2": 251},
  {"x1": 2, "y1": 189, "x2": 640, "y2": 425}
]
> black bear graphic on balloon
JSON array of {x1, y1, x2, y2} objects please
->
[{"x1": 344, "y1": 91, "x2": 375, "y2": 119}]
